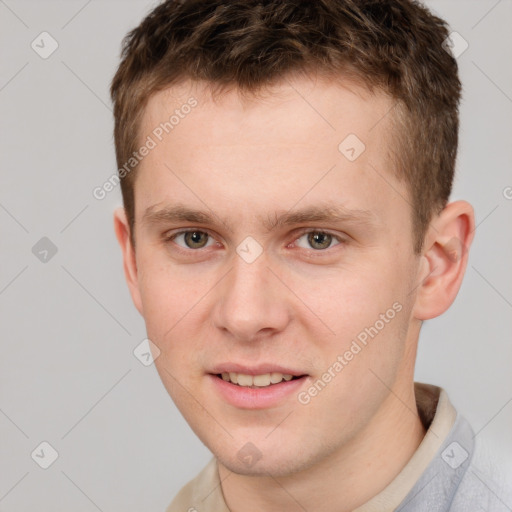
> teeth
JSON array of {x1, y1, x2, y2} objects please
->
[
  {"x1": 270, "y1": 372, "x2": 283, "y2": 384},
  {"x1": 220, "y1": 372, "x2": 295, "y2": 387},
  {"x1": 237, "y1": 374, "x2": 253, "y2": 386},
  {"x1": 253, "y1": 374, "x2": 271, "y2": 387}
]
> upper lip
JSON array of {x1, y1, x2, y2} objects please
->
[{"x1": 209, "y1": 363, "x2": 307, "y2": 377}]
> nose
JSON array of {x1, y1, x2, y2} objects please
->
[{"x1": 212, "y1": 253, "x2": 291, "y2": 342}]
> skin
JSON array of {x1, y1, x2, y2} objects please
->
[{"x1": 114, "y1": 74, "x2": 474, "y2": 512}]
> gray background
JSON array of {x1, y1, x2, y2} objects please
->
[{"x1": 0, "y1": 0, "x2": 511, "y2": 510}]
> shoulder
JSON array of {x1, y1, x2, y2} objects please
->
[
  {"x1": 398, "y1": 410, "x2": 511, "y2": 512},
  {"x1": 449, "y1": 441, "x2": 512, "y2": 512}
]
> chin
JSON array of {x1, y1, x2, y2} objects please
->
[
  {"x1": 218, "y1": 452, "x2": 304, "y2": 477},
  {"x1": 212, "y1": 436, "x2": 325, "y2": 478}
]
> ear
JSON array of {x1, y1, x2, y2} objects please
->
[
  {"x1": 113, "y1": 207, "x2": 144, "y2": 315},
  {"x1": 412, "y1": 200, "x2": 475, "y2": 321}
]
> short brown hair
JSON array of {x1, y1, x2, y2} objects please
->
[{"x1": 110, "y1": 0, "x2": 461, "y2": 253}]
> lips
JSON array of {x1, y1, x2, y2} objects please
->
[
  {"x1": 208, "y1": 364, "x2": 309, "y2": 408},
  {"x1": 210, "y1": 363, "x2": 305, "y2": 376}
]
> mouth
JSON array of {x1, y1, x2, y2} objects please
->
[
  {"x1": 215, "y1": 371, "x2": 304, "y2": 388},
  {"x1": 208, "y1": 367, "x2": 309, "y2": 409}
]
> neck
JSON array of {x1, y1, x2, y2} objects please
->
[{"x1": 219, "y1": 382, "x2": 426, "y2": 512}]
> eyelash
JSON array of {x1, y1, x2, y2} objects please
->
[{"x1": 163, "y1": 228, "x2": 346, "y2": 254}]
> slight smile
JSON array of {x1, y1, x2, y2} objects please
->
[{"x1": 208, "y1": 364, "x2": 309, "y2": 409}]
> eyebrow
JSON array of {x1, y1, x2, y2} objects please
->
[{"x1": 142, "y1": 203, "x2": 378, "y2": 233}]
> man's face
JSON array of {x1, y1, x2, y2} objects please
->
[{"x1": 126, "y1": 76, "x2": 423, "y2": 476}]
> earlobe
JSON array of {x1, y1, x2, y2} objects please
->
[
  {"x1": 113, "y1": 207, "x2": 144, "y2": 315},
  {"x1": 412, "y1": 201, "x2": 475, "y2": 321}
]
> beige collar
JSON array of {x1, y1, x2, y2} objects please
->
[{"x1": 353, "y1": 382, "x2": 457, "y2": 511}]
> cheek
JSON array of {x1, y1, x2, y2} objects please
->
[
  {"x1": 136, "y1": 256, "x2": 219, "y2": 379},
  {"x1": 290, "y1": 260, "x2": 405, "y2": 333},
  {"x1": 137, "y1": 258, "x2": 196, "y2": 345},
  {"x1": 289, "y1": 258, "x2": 414, "y2": 388}
]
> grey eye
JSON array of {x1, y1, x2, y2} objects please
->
[
  {"x1": 295, "y1": 231, "x2": 338, "y2": 250},
  {"x1": 173, "y1": 231, "x2": 213, "y2": 249}
]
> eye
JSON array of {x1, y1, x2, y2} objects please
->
[
  {"x1": 294, "y1": 230, "x2": 341, "y2": 250},
  {"x1": 168, "y1": 230, "x2": 216, "y2": 249}
]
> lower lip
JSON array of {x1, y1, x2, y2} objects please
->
[{"x1": 208, "y1": 374, "x2": 308, "y2": 409}]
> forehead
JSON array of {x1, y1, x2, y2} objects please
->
[
  {"x1": 141, "y1": 75, "x2": 395, "y2": 150},
  {"x1": 135, "y1": 75, "x2": 408, "y2": 230}
]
